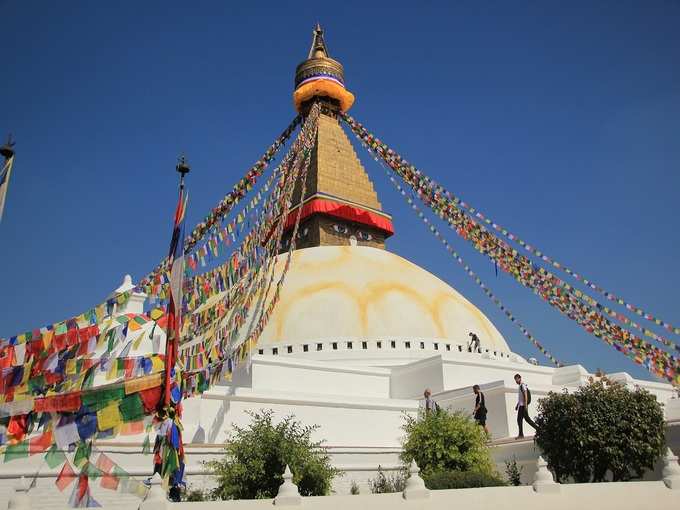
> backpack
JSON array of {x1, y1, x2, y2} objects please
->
[{"x1": 525, "y1": 386, "x2": 532, "y2": 405}]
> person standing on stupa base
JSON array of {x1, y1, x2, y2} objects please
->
[
  {"x1": 514, "y1": 373, "x2": 537, "y2": 439},
  {"x1": 468, "y1": 332, "x2": 481, "y2": 353}
]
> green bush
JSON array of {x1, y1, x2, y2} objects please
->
[
  {"x1": 504, "y1": 456, "x2": 523, "y2": 486},
  {"x1": 368, "y1": 466, "x2": 408, "y2": 494},
  {"x1": 207, "y1": 410, "x2": 340, "y2": 499},
  {"x1": 349, "y1": 480, "x2": 360, "y2": 495},
  {"x1": 400, "y1": 409, "x2": 495, "y2": 476},
  {"x1": 182, "y1": 487, "x2": 212, "y2": 502},
  {"x1": 423, "y1": 470, "x2": 507, "y2": 490},
  {"x1": 534, "y1": 380, "x2": 665, "y2": 482}
]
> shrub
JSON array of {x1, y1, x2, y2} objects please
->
[
  {"x1": 207, "y1": 410, "x2": 340, "y2": 499},
  {"x1": 534, "y1": 380, "x2": 665, "y2": 482},
  {"x1": 504, "y1": 456, "x2": 523, "y2": 486},
  {"x1": 350, "y1": 480, "x2": 360, "y2": 495},
  {"x1": 368, "y1": 466, "x2": 408, "y2": 494},
  {"x1": 423, "y1": 470, "x2": 507, "y2": 490},
  {"x1": 400, "y1": 409, "x2": 495, "y2": 476},
  {"x1": 182, "y1": 487, "x2": 212, "y2": 502}
]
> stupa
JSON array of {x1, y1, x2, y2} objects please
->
[{"x1": 0, "y1": 26, "x2": 677, "y2": 505}]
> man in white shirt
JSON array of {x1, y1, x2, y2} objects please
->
[{"x1": 514, "y1": 373, "x2": 537, "y2": 439}]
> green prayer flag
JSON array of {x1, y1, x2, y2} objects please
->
[
  {"x1": 28, "y1": 375, "x2": 46, "y2": 392},
  {"x1": 82, "y1": 386, "x2": 125, "y2": 411},
  {"x1": 73, "y1": 442, "x2": 91, "y2": 468},
  {"x1": 44, "y1": 444, "x2": 67, "y2": 469},
  {"x1": 112, "y1": 466, "x2": 129, "y2": 479},
  {"x1": 162, "y1": 447, "x2": 178, "y2": 478},
  {"x1": 142, "y1": 435, "x2": 151, "y2": 455},
  {"x1": 3, "y1": 441, "x2": 29, "y2": 462},
  {"x1": 119, "y1": 394, "x2": 144, "y2": 423},
  {"x1": 83, "y1": 462, "x2": 103, "y2": 479}
]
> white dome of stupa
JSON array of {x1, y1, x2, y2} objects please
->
[{"x1": 251, "y1": 245, "x2": 511, "y2": 353}]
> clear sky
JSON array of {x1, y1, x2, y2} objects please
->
[{"x1": 1, "y1": 1, "x2": 679, "y2": 382}]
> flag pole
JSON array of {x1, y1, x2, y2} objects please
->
[
  {"x1": 163, "y1": 154, "x2": 190, "y2": 407},
  {"x1": 0, "y1": 134, "x2": 16, "y2": 222}
]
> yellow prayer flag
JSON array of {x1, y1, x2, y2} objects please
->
[
  {"x1": 150, "y1": 357, "x2": 164, "y2": 373},
  {"x1": 106, "y1": 364, "x2": 117, "y2": 381},
  {"x1": 42, "y1": 330, "x2": 54, "y2": 350},
  {"x1": 66, "y1": 359, "x2": 77, "y2": 376},
  {"x1": 97, "y1": 402, "x2": 122, "y2": 431},
  {"x1": 124, "y1": 373, "x2": 161, "y2": 395}
]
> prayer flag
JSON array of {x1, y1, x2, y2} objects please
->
[
  {"x1": 29, "y1": 430, "x2": 53, "y2": 454},
  {"x1": 100, "y1": 473, "x2": 119, "y2": 490},
  {"x1": 3, "y1": 440, "x2": 28, "y2": 462},
  {"x1": 142, "y1": 435, "x2": 151, "y2": 454},
  {"x1": 73, "y1": 441, "x2": 92, "y2": 468},
  {"x1": 44, "y1": 444, "x2": 67, "y2": 469},
  {"x1": 164, "y1": 186, "x2": 188, "y2": 406},
  {"x1": 96, "y1": 402, "x2": 121, "y2": 431},
  {"x1": 55, "y1": 461, "x2": 77, "y2": 492},
  {"x1": 95, "y1": 453, "x2": 114, "y2": 473}
]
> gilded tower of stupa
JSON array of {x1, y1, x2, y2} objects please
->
[{"x1": 283, "y1": 25, "x2": 394, "y2": 251}]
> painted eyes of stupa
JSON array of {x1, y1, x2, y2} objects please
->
[{"x1": 332, "y1": 224, "x2": 372, "y2": 241}]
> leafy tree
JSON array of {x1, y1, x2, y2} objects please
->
[
  {"x1": 534, "y1": 380, "x2": 665, "y2": 482},
  {"x1": 207, "y1": 409, "x2": 340, "y2": 499},
  {"x1": 400, "y1": 409, "x2": 495, "y2": 476}
]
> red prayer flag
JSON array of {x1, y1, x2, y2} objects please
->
[
  {"x1": 55, "y1": 461, "x2": 77, "y2": 492},
  {"x1": 7, "y1": 415, "x2": 28, "y2": 441},
  {"x1": 139, "y1": 386, "x2": 162, "y2": 413},
  {"x1": 95, "y1": 453, "x2": 114, "y2": 473},
  {"x1": 29, "y1": 430, "x2": 53, "y2": 454},
  {"x1": 121, "y1": 420, "x2": 144, "y2": 436},
  {"x1": 100, "y1": 473, "x2": 119, "y2": 490}
]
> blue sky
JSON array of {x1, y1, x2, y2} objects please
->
[{"x1": 1, "y1": 1, "x2": 679, "y2": 382}]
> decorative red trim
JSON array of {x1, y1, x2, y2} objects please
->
[{"x1": 283, "y1": 198, "x2": 394, "y2": 237}]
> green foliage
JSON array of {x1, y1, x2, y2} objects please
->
[
  {"x1": 182, "y1": 487, "x2": 213, "y2": 502},
  {"x1": 207, "y1": 410, "x2": 340, "y2": 499},
  {"x1": 400, "y1": 409, "x2": 495, "y2": 476},
  {"x1": 534, "y1": 380, "x2": 665, "y2": 483},
  {"x1": 504, "y1": 456, "x2": 523, "y2": 486},
  {"x1": 349, "y1": 480, "x2": 360, "y2": 495},
  {"x1": 423, "y1": 470, "x2": 507, "y2": 490},
  {"x1": 368, "y1": 466, "x2": 408, "y2": 494}
]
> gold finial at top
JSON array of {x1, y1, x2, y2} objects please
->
[
  {"x1": 308, "y1": 23, "x2": 329, "y2": 59},
  {"x1": 0, "y1": 134, "x2": 15, "y2": 159}
]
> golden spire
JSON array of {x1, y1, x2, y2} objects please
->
[
  {"x1": 308, "y1": 23, "x2": 329, "y2": 59},
  {"x1": 293, "y1": 24, "x2": 355, "y2": 113}
]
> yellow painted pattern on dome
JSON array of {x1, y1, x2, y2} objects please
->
[{"x1": 252, "y1": 246, "x2": 511, "y2": 353}]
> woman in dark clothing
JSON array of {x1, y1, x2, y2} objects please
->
[{"x1": 473, "y1": 384, "x2": 489, "y2": 435}]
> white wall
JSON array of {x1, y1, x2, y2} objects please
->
[{"x1": 251, "y1": 357, "x2": 391, "y2": 398}]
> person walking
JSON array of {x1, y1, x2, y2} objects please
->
[
  {"x1": 514, "y1": 373, "x2": 537, "y2": 439},
  {"x1": 472, "y1": 384, "x2": 489, "y2": 435},
  {"x1": 423, "y1": 388, "x2": 439, "y2": 414}
]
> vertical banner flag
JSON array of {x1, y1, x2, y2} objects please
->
[{"x1": 164, "y1": 186, "x2": 188, "y2": 405}]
